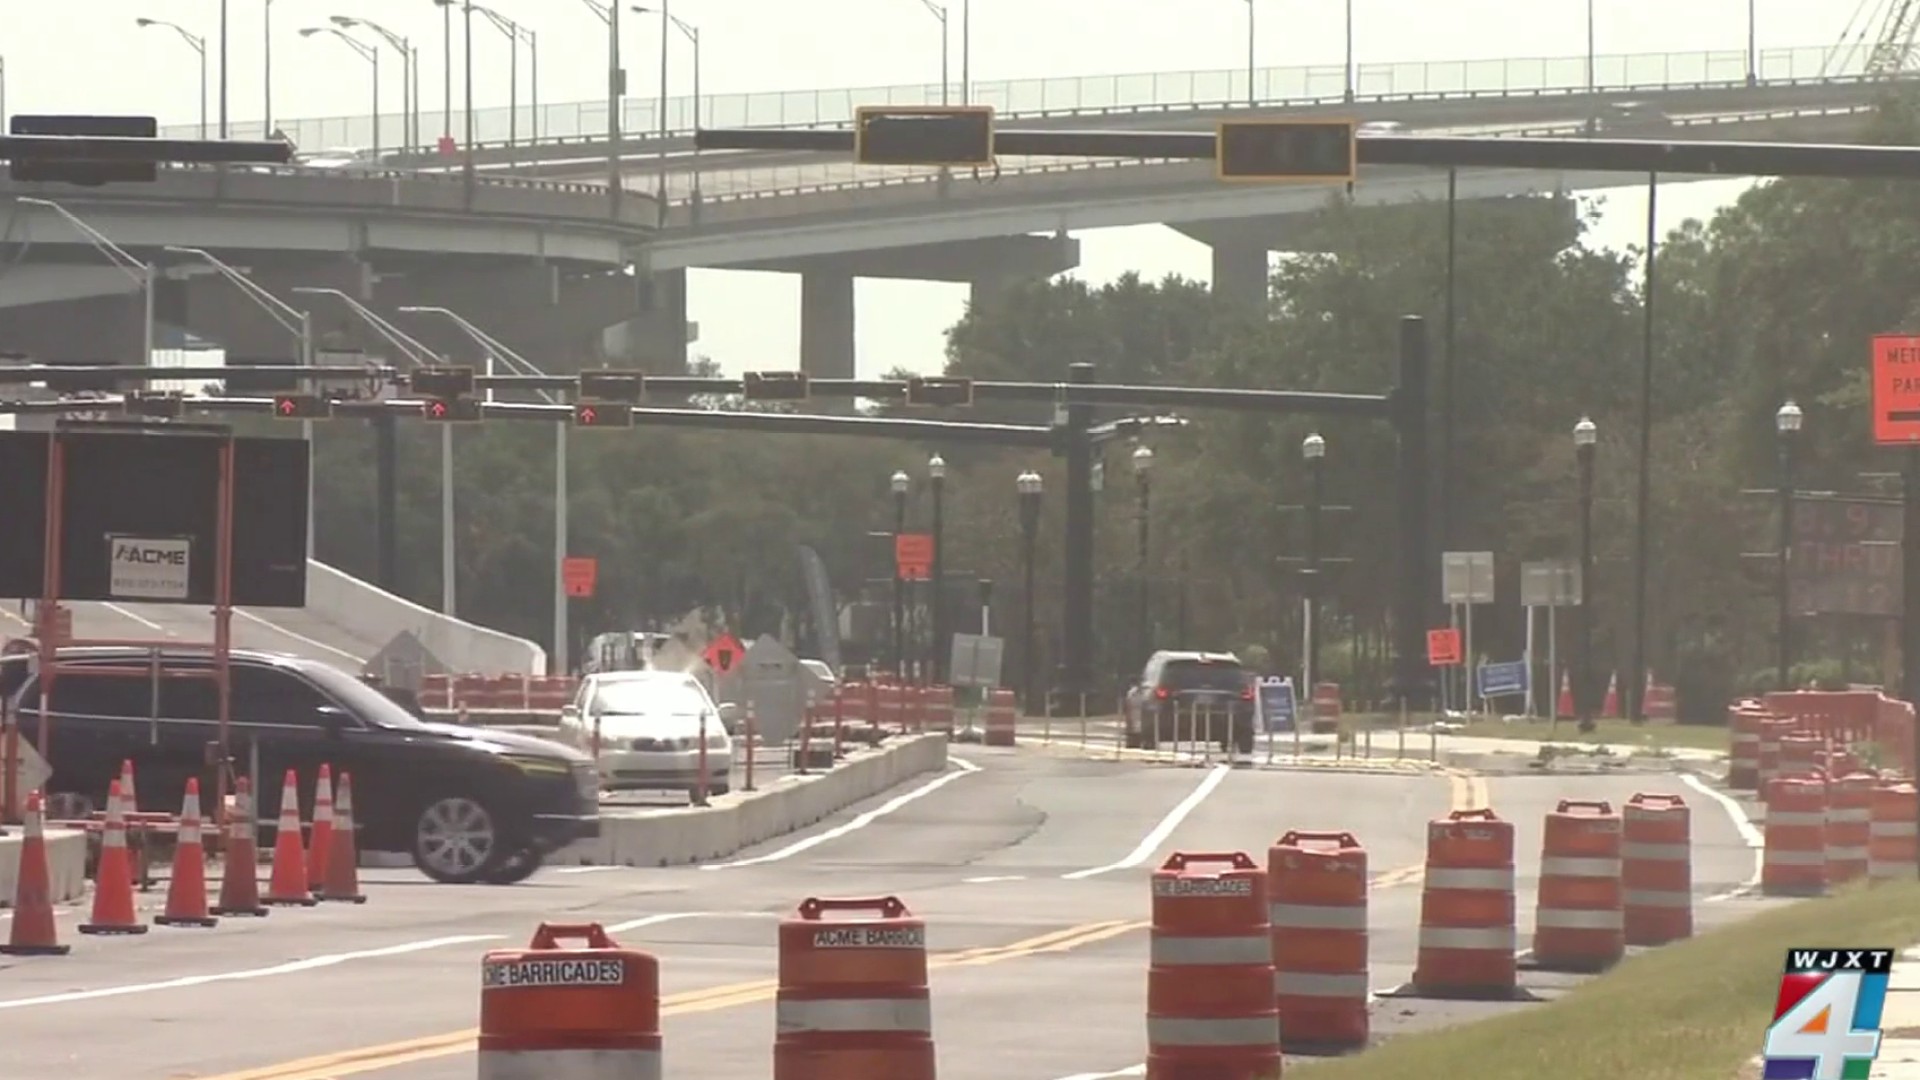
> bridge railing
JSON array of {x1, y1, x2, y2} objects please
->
[{"x1": 190, "y1": 43, "x2": 1853, "y2": 155}]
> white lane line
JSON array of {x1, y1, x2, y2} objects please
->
[
  {"x1": 1, "y1": 604, "x2": 29, "y2": 629},
  {"x1": 102, "y1": 603, "x2": 164, "y2": 632},
  {"x1": 234, "y1": 608, "x2": 367, "y2": 664},
  {"x1": 604, "y1": 911, "x2": 709, "y2": 934},
  {"x1": 1062, "y1": 764, "x2": 1232, "y2": 880},
  {"x1": 701, "y1": 755, "x2": 982, "y2": 870},
  {"x1": 556, "y1": 865, "x2": 631, "y2": 875},
  {"x1": 1680, "y1": 772, "x2": 1764, "y2": 900},
  {"x1": 1052, "y1": 1067, "x2": 1145, "y2": 1080},
  {"x1": 0, "y1": 933, "x2": 501, "y2": 1011},
  {"x1": 963, "y1": 875, "x2": 1028, "y2": 884}
]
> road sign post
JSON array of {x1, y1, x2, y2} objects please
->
[
  {"x1": 1520, "y1": 560, "x2": 1581, "y2": 718},
  {"x1": 1441, "y1": 551, "x2": 1494, "y2": 713}
]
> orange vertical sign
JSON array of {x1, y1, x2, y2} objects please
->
[
  {"x1": 1873, "y1": 334, "x2": 1920, "y2": 444},
  {"x1": 1426, "y1": 627, "x2": 1462, "y2": 667},
  {"x1": 895, "y1": 532, "x2": 934, "y2": 581},
  {"x1": 561, "y1": 556, "x2": 598, "y2": 599}
]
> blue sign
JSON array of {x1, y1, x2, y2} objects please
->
[
  {"x1": 1257, "y1": 676, "x2": 1297, "y2": 733},
  {"x1": 1476, "y1": 660, "x2": 1529, "y2": 699}
]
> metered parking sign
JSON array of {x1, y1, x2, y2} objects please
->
[{"x1": 108, "y1": 536, "x2": 191, "y2": 601}]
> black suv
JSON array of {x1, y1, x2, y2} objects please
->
[
  {"x1": 1123, "y1": 650, "x2": 1257, "y2": 754},
  {"x1": 0, "y1": 647, "x2": 599, "y2": 884}
]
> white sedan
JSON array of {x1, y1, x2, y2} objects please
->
[{"x1": 558, "y1": 671, "x2": 737, "y2": 802}]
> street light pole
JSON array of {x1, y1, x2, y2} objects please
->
[
  {"x1": 135, "y1": 20, "x2": 209, "y2": 139},
  {"x1": 1133, "y1": 445, "x2": 1154, "y2": 671},
  {"x1": 1018, "y1": 470, "x2": 1043, "y2": 714},
  {"x1": 1776, "y1": 400, "x2": 1802, "y2": 690},
  {"x1": 219, "y1": 0, "x2": 229, "y2": 138},
  {"x1": 439, "y1": 0, "x2": 453, "y2": 142},
  {"x1": 331, "y1": 18, "x2": 415, "y2": 151},
  {"x1": 891, "y1": 471, "x2": 911, "y2": 679},
  {"x1": 1302, "y1": 432, "x2": 1326, "y2": 704},
  {"x1": 1343, "y1": 0, "x2": 1355, "y2": 102},
  {"x1": 961, "y1": 0, "x2": 971, "y2": 102},
  {"x1": 1574, "y1": 416, "x2": 1597, "y2": 733},
  {"x1": 636, "y1": 7, "x2": 701, "y2": 205},
  {"x1": 1244, "y1": 0, "x2": 1256, "y2": 106},
  {"x1": 929, "y1": 454, "x2": 948, "y2": 686},
  {"x1": 301, "y1": 28, "x2": 381, "y2": 157},
  {"x1": 263, "y1": 0, "x2": 274, "y2": 137},
  {"x1": 17, "y1": 198, "x2": 154, "y2": 368},
  {"x1": 472, "y1": 7, "x2": 524, "y2": 161},
  {"x1": 914, "y1": 0, "x2": 950, "y2": 104},
  {"x1": 1747, "y1": 0, "x2": 1758, "y2": 86}
]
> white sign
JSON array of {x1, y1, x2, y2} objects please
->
[
  {"x1": 811, "y1": 925, "x2": 925, "y2": 949},
  {"x1": 109, "y1": 536, "x2": 190, "y2": 600},
  {"x1": 482, "y1": 958, "x2": 627, "y2": 988},
  {"x1": 948, "y1": 634, "x2": 1004, "y2": 689}
]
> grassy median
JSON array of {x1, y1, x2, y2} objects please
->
[
  {"x1": 1291, "y1": 881, "x2": 1920, "y2": 1080},
  {"x1": 1447, "y1": 716, "x2": 1731, "y2": 753}
]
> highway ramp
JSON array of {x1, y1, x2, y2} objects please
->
[{"x1": 3, "y1": 599, "x2": 375, "y2": 668}]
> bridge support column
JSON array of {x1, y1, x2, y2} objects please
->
[
  {"x1": 1210, "y1": 238, "x2": 1270, "y2": 308},
  {"x1": 799, "y1": 271, "x2": 856, "y2": 379},
  {"x1": 601, "y1": 270, "x2": 688, "y2": 373}
]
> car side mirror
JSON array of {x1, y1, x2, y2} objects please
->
[
  {"x1": 560, "y1": 703, "x2": 581, "y2": 722},
  {"x1": 315, "y1": 704, "x2": 355, "y2": 736},
  {"x1": 716, "y1": 701, "x2": 742, "y2": 731}
]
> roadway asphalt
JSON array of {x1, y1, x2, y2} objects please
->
[
  {"x1": 0, "y1": 742, "x2": 1770, "y2": 1079},
  {"x1": 1, "y1": 599, "x2": 374, "y2": 670}
]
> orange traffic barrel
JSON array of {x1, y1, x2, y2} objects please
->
[
  {"x1": 1869, "y1": 781, "x2": 1918, "y2": 883},
  {"x1": 775, "y1": 896, "x2": 933, "y2": 1080},
  {"x1": 1757, "y1": 717, "x2": 1795, "y2": 792},
  {"x1": 1531, "y1": 799, "x2": 1623, "y2": 972},
  {"x1": 1826, "y1": 773, "x2": 1875, "y2": 885},
  {"x1": 478, "y1": 922, "x2": 660, "y2": 1080},
  {"x1": 1762, "y1": 775, "x2": 1829, "y2": 897},
  {"x1": 1267, "y1": 831, "x2": 1368, "y2": 1052},
  {"x1": 984, "y1": 688, "x2": 1018, "y2": 747},
  {"x1": 1727, "y1": 706, "x2": 1764, "y2": 791},
  {"x1": 1621, "y1": 793, "x2": 1691, "y2": 946},
  {"x1": 1147, "y1": 851, "x2": 1281, "y2": 1079},
  {"x1": 1779, "y1": 733, "x2": 1824, "y2": 782},
  {"x1": 1411, "y1": 808, "x2": 1517, "y2": 999}
]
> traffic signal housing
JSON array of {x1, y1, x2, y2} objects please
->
[
  {"x1": 411, "y1": 365, "x2": 475, "y2": 399},
  {"x1": 10, "y1": 115, "x2": 158, "y2": 185},
  {"x1": 854, "y1": 106, "x2": 995, "y2": 168},
  {"x1": 421, "y1": 396, "x2": 483, "y2": 423},
  {"x1": 270, "y1": 393, "x2": 333, "y2": 420},
  {"x1": 905, "y1": 375, "x2": 974, "y2": 407},
  {"x1": 573, "y1": 401, "x2": 634, "y2": 428},
  {"x1": 743, "y1": 371, "x2": 811, "y2": 402},
  {"x1": 1214, "y1": 119, "x2": 1357, "y2": 182}
]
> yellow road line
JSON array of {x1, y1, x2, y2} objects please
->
[
  {"x1": 201, "y1": 919, "x2": 1150, "y2": 1080},
  {"x1": 1380, "y1": 766, "x2": 1486, "y2": 889}
]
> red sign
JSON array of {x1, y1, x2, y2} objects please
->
[
  {"x1": 561, "y1": 556, "x2": 597, "y2": 599},
  {"x1": 703, "y1": 633, "x2": 745, "y2": 675},
  {"x1": 1874, "y1": 334, "x2": 1920, "y2": 444},
  {"x1": 895, "y1": 532, "x2": 934, "y2": 581},
  {"x1": 1426, "y1": 627, "x2": 1462, "y2": 667}
]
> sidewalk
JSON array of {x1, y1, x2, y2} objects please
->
[{"x1": 1878, "y1": 947, "x2": 1920, "y2": 1078}]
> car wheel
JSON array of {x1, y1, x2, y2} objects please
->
[
  {"x1": 412, "y1": 794, "x2": 506, "y2": 884},
  {"x1": 1234, "y1": 726, "x2": 1256, "y2": 756},
  {"x1": 481, "y1": 848, "x2": 544, "y2": 885}
]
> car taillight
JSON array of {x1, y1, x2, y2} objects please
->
[
  {"x1": 1240, "y1": 686, "x2": 1254, "y2": 700},
  {"x1": 1154, "y1": 687, "x2": 1169, "y2": 699}
]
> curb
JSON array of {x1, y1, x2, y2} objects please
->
[{"x1": 1015, "y1": 738, "x2": 1441, "y2": 775}]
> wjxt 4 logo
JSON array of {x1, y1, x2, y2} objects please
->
[{"x1": 1763, "y1": 948, "x2": 1893, "y2": 1080}]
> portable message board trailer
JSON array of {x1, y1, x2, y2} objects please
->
[{"x1": 0, "y1": 421, "x2": 310, "y2": 824}]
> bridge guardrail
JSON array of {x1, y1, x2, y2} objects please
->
[
  {"x1": 201, "y1": 43, "x2": 1861, "y2": 156},
  {"x1": 669, "y1": 102, "x2": 1880, "y2": 214}
]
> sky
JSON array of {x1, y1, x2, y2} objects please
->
[{"x1": 0, "y1": 1, "x2": 1883, "y2": 376}]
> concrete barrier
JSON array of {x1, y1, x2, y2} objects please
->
[
  {"x1": 305, "y1": 560, "x2": 547, "y2": 675},
  {"x1": 0, "y1": 827, "x2": 88, "y2": 909},
  {"x1": 557, "y1": 733, "x2": 951, "y2": 868}
]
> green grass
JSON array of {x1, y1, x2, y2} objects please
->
[
  {"x1": 1448, "y1": 716, "x2": 1731, "y2": 753},
  {"x1": 1290, "y1": 881, "x2": 1920, "y2": 1080}
]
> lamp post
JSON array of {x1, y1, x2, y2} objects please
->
[
  {"x1": 331, "y1": 16, "x2": 415, "y2": 150},
  {"x1": 135, "y1": 19, "x2": 208, "y2": 139},
  {"x1": 218, "y1": 0, "x2": 229, "y2": 138},
  {"x1": 635, "y1": 6, "x2": 699, "y2": 204},
  {"x1": 1574, "y1": 416, "x2": 1598, "y2": 732},
  {"x1": 571, "y1": 0, "x2": 623, "y2": 217},
  {"x1": 1017, "y1": 469, "x2": 1043, "y2": 713},
  {"x1": 1301, "y1": 432, "x2": 1326, "y2": 702},
  {"x1": 17, "y1": 198, "x2": 154, "y2": 369},
  {"x1": 913, "y1": 0, "x2": 951, "y2": 104},
  {"x1": 434, "y1": 0, "x2": 454, "y2": 143},
  {"x1": 892, "y1": 470, "x2": 911, "y2": 679},
  {"x1": 1133, "y1": 445, "x2": 1154, "y2": 671},
  {"x1": 1776, "y1": 400, "x2": 1802, "y2": 690},
  {"x1": 301, "y1": 28, "x2": 380, "y2": 158},
  {"x1": 263, "y1": 0, "x2": 275, "y2": 137},
  {"x1": 1746, "y1": 0, "x2": 1758, "y2": 86},
  {"x1": 928, "y1": 454, "x2": 948, "y2": 686},
  {"x1": 1243, "y1": 0, "x2": 1257, "y2": 106},
  {"x1": 471, "y1": 6, "x2": 525, "y2": 160}
]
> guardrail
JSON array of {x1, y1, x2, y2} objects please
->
[
  {"x1": 186, "y1": 43, "x2": 1858, "y2": 155},
  {"x1": 666, "y1": 101, "x2": 1880, "y2": 213}
]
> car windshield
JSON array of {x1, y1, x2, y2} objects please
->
[
  {"x1": 303, "y1": 664, "x2": 431, "y2": 730},
  {"x1": 589, "y1": 678, "x2": 709, "y2": 717},
  {"x1": 1160, "y1": 659, "x2": 1247, "y2": 691}
]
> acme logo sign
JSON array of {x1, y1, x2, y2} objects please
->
[
  {"x1": 114, "y1": 544, "x2": 186, "y2": 566},
  {"x1": 108, "y1": 536, "x2": 191, "y2": 601}
]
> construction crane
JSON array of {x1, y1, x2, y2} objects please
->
[{"x1": 1825, "y1": 0, "x2": 1920, "y2": 78}]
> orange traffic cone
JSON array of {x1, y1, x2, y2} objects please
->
[
  {"x1": 306, "y1": 764, "x2": 334, "y2": 894},
  {"x1": 262, "y1": 769, "x2": 316, "y2": 907},
  {"x1": 1556, "y1": 671, "x2": 1574, "y2": 720},
  {"x1": 1602, "y1": 673, "x2": 1620, "y2": 719},
  {"x1": 118, "y1": 758, "x2": 137, "y2": 813},
  {"x1": 0, "y1": 790, "x2": 71, "y2": 955},
  {"x1": 211, "y1": 777, "x2": 267, "y2": 918},
  {"x1": 79, "y1": 779, "x2": 147, "y2": 935},
  {"x1": 317, "y1": 772, "x2": 367, "y2": 904},
  {"x1": 154, "y1": 778, "x2": 216, "y2": 928}
]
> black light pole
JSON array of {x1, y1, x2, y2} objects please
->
[
  {"x1": 891, "y1": 470, "x2": 910, "y2": 679},
  {"x1": 1775, "y1": 399, "x2": 1802, "y2": 690},
  {"x1": 1574, "y1": 416, "x2": 1598, "y2": 733},
  {"x1": 1017, "y1": 469, "x2": 1043, "y2": 713},
  {"x1": 1132, "y1": 445, "x2": 1154, "y2": 670},
  {"x1": 1302, "y1": 432, "x2": 1326, "y2": 695},
  {"x1": 928, "y1": 454, "x2": 948, "y2": 686}
]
